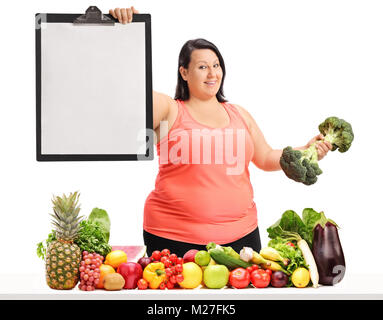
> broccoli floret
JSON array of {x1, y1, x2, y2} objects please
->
[
  {"x1": 280, "y1": 145, "x2": 323, "y2": 185},
  {"x1": 280, "y1": 116, "x2": 354, "y2": 185},
  {"x1": 318, "y1": 116, "x2": 354, "y2": 153}
]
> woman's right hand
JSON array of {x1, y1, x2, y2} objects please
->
[{"x1": 109, "y1": 6, "x2": 139, "y2": 24}]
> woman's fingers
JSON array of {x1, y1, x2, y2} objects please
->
[
  {"x1": 127, "y1": 7, "x2": 133, "y2": 23},
  {"x1": 109, "y1": 9, "x2": 117, "y2": 19},
  {"x1": 316, "y1": 141, "x2": 332, "y2": 160},
  {"x1": 121, "y1": 8, "x2": 128, "y2": 24},
  {"x1": 132, "y1": 6, "x2": 139, "y2": 14},
  {"x1": 305, "y1": 133, "x2": 333, "y2": 160},
  {"x1": 114, "y1": 8, "x2": 122, "y2": 23},
  {"x1": 109, "y1": 7, "x2": 138, "y2": 23},
  {"x1": 324, "y1": 140, "x2": 333, "y2": 150}
]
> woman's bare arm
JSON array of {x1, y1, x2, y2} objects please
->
[
  {"x1": 153, "y1": 91, "x2": 173, "y2": 131},
  {"x1": 233, "y1": 104, "x2": 331, "y2": 171}
]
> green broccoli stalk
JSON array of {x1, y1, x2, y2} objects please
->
[{"x1": 280, "y1": 116, "x2": 354, "y2": 185}]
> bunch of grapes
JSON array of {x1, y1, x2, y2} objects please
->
[
  {"x1": 150, "y1": 249, "x2": 184, "y2": 289},
  {"x1": 78, "y1": 251, "x2": 103, "y2": 291}
]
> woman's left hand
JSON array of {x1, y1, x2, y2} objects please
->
[{"x1": 305, "y1": 134, "x2": 332, "y2": 160}]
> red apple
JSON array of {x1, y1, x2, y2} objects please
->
[
  {"x1": 183, "y1": 249, "x2": 199, "y2": 263},
  {"x1": 117, "y1": 262, "x2": 143, "y2": 289}
]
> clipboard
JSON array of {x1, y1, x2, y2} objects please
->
[{"x1": 35, "y1": 6, "x2": 153, "y2": 161}]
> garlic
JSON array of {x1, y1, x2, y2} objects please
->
[{"x1": 239, "y1": 247, "x2": 254, "y2": 262}]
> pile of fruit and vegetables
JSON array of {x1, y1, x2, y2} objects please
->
[{"x1": 37, "y1": 191, "x2": 346, "y2": 291}]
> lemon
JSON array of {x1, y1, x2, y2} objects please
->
[
  {"x1": 291, "y1": 267, "x2": 310, "y2": 288},
  {"x1": 179, "y1": 262, "x2": 203, "y2": 289},
  {"x1": 104, "y1": 250, "x2": 128, "y2": 269}
]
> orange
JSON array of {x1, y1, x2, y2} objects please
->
[
  {"x1": 104, "y1": 250, "x2": 128, "y2": 269},
  {"x1": 96, "y1": 264, "x2": 116, "y2": 289}
]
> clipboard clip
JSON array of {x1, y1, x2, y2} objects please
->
[{"x1": 73, "y1": 6, "x2": 115, "y2": 25}]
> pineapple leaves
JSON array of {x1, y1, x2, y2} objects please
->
[{"x1": 37, "y1": 192, "x2": 112, "y2": 260}]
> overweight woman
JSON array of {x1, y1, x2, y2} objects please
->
[{"x1": 109, "y1": 7, "x2": 332, "y2": 256}]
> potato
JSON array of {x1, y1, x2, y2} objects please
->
[{"x1": 103, "y1": 273, "x2": 125, "y2": 290}]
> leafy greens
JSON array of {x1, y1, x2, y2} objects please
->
[
  {"x1": 267, "y1": 208, "x2": 321, "y2": 248},
  {"x1": 36, "y1": 207, "x2": 112, "y2": 259},
  {"x1": 268, "y1": 237, "x2": 307, "y2": 275}
]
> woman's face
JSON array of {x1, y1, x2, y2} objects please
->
[{"x1": 180, "y1": 49, "x2": 223, "y2": 101}]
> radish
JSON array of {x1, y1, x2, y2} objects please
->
[{"x1": 296, "y1": 239, "x2": 319, "y2": 288}]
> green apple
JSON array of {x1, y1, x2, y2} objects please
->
[{"x1": 203, "y1": 265, "x2": 229, "y2": 289}]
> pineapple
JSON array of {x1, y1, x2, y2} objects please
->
[{"x1": 45, "y1": 191, "x2": 83, "y2": 290}]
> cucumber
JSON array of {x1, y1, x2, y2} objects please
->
[{"x1": 208, "y1": 248, "x2": 252, "y2": 270}]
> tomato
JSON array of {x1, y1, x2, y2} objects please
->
[
  {"x1": 246, "y1": 264, "x2": 259, "y2": 274},
  {"x1": 169, "y1": 254, "x2": 178, "y2": 264},
  {"x1": 175, "y1": 264, "x2": 183, "y2": 273},
  {"x1": 151, "y1": 250, "x2": 161, "y2": 261},
  {"x1": 160, "y1": 256, "x2": 169, "y2": 264},
  {"x1": 176, "y1": 274, "x2": 184, "y2": 283},
  {"x1": 137, "y1": 278, "x2": 148, "y2": 290},
  {"x1": 265, "y1": 269, "x2": 273, "y2": 276},
  {"x1": 229, "y1": 268, "x2": 251, "y2": 289},
  {"x1": 161, "y1": 249, "x2": 171, "y2": 257},
  {"x1": 250, "y1": 269, "x2": 271, "y2": 288},
  {"x1": 166, "y1": 280, "x2": 175, "y2": 289},
  {"x1": 286, "y1": 242, "x2": 295, "y2": 248}
]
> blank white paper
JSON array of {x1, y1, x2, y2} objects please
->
[{"x1": 40, "y1": 22, "x2": 147, "y2": 155}]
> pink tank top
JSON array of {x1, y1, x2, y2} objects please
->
[{"x1": 143, "y1": 99, "x2": 258, "y2": 245}]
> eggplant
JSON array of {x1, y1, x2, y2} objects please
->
[{"x1": 312, "y1": 213, "x2": 345, "y2": 286}]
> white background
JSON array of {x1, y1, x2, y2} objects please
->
[{"x1": 0, "y1": 0, "x2": 382, "y2": 280}]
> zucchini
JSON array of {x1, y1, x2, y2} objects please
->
[{"x1": 208, "y1": 248, "x2": 252, "y2": 270}]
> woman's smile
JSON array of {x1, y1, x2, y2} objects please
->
[{"x1": 204, "y1": 80, "x2": 217, "y2": 87}]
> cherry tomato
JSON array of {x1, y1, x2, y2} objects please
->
[
  {"x1": 169, "y1": 275, "x2": 177, "y2": 284},
  {"x1": 176, "y1": 274, "x2": 184, "y2": 283},
  {"x1": 159, "y1": 282, "x2": 166, "y2": 290},
  {"x1": 164, "y1": 259, "x2": 172, "y2": 268},
  {"x1": 265, "y1": 269, "x2": 273, "y2": 276},
  {"x1": 229, "y1": 268, "x2": 251, "y2": 289},
  {"x1": 169, "y1": 253, "x2": 178, "y2": 264},
  {"x1": 166, "y1": 281, "x2": 175, "y2": 289},
  {"x1": 160, "y1": 256, "x2": 169, "y2": 264},
  {"x1": 176, "y1": 257, "x2": 184, "y2": 265},
  {"x1": 151, "y1": 250, "x2": 161, "y2": 261},
  {"x1": 286, "y1": 242, "x2": 295, "y2": 248},
  {"x1": 251, "y1": 264, "x2": 259, "y2": 271},
  {"x1": 165, "y1": 268, "x2": 173, "y2": 277},
  {"x1": 250, "y1": 269, "x2": 271, "y2": 288},
  {"x1": 137, "y1": 278, "x2": 148, "y2": 290},
  {"x1": 175, "y1": 264, "x2": 183, "y2": 273},
  {"x1": 161, "y1": 249, "x2": 171, "y2": 257}
]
